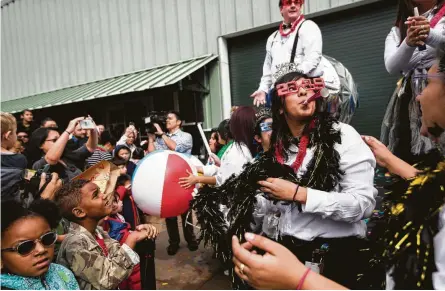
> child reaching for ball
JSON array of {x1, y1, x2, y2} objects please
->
[
  {"x1": 102, "y1": 193, "x2": 158, "y2": 290},
  {"x1": 54, "y1": 180, "x2": 157, "y2": 290}
]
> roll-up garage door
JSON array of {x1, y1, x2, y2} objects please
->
[{"x1": 228, "y1": 0, "x2": 399, "y2": 137}]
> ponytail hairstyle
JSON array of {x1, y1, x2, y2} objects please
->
[{"x1": 217, "y1": 119, "x2": 232, "y2": 143}]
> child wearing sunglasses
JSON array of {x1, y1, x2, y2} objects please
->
[
  {"x1": 253, "y1": 108, "x2": 273, "y2": 157},
  {"x1": 1, "y1": 199, "x2": 79, "y2": 290}
]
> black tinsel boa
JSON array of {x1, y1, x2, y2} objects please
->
[
  {"x1": 190, "y1": 115, "x2": 343, "y2": 287},
  {"x1": 360, "y1": 150, "x2": 445, "y2": 289}
]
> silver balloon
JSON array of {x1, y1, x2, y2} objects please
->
[{"x1": 323, "y1": 55, "x2": 359, "y2": 124}]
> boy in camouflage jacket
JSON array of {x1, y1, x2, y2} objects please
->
[{"x1": 54, "y1": 180, "x2": 158, "y2": 290}]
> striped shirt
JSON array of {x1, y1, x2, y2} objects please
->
[{"x1": 86, "y1": 147, "x2": 112, "y2": 168}]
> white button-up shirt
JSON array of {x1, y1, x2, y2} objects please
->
[
  {"x1": 214, "y1": 142, "x2": 252, "y2": 187},
  {"x1": 256, "y1": 122, "x2": 377, "y2": 241},
  {"x1": 258, "y1": 19, "x2": 324, "y2": 93}
]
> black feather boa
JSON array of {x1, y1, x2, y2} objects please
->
[
  {"x1": 360, "y1": 150, "x2": 445, "y2": 289},
  {"x1": 190, "y1": 115, "x2": 343, "y2": 287}
]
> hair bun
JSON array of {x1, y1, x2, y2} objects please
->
[
  {"x1": 29, "y1": 199, "x2": 61, "y2": 229},
  {"x1": 1, "y1": 199, "x2": 61, "y2": 233},
  {"x1": 1, "y1": 200, "x2": 28, "y2": 233}
]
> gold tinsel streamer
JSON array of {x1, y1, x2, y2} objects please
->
[{"x1": 363, "y1": 159, "x2": 445, "y2": 289}]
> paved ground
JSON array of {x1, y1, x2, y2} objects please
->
[
  {"x1": 148, "y1": 216, "x2": 232, "y2": 290},
  {"x1": 144, "y1": 170, "x2": 390, "y2": 290}
]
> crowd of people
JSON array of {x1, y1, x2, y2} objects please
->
[
  {"x1": 192, "y1": 0, "x2": 444, "y2": 290},
  {"x1": 1, "y1": 110, "x2": 163, "y2": 290},
  {"x1": 1, "y1": 0, "x2": 444, "y2": 290}
]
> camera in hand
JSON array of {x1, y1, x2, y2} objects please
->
[
  {"x1": 25, "y1": 164, "x2": 53, "y2": 200},
  {"x1": 145, "y1": 112, "x2": 167, "y2": 134}
]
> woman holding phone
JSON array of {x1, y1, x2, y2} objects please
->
[
  {"x1": 381, "y1": 0, "x2": 445, "y2": 162},
  {"x1": 29, "y1": 117, "x2": 98, "y2": 182}
]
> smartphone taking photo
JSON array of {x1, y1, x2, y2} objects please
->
[{"x1": 80, "y1": 119, "x2": 95, "y2": 130}]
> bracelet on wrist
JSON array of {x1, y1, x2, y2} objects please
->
[
  {"x1": 293, "y1": 185, "x2": 303, "y2": 212},
  {"x1": 293, "y1": 185, "x2": 300, "y2": 202},
  {"x1": 296, "y1": 268, "x2": 311, "y2": 290},
  {"x1": 65, "y1": 130, "x2": 72, "y2": 135}
]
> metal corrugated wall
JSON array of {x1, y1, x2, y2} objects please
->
[
  {"x1": 1, "y1": 0, "x2": 366, "y2": 102},
  {"x1": 228, "y1": 0, "x2": 399, "y2": 137},
  {"x1": 320, "y1": 2, "x2": 399, "y2": 137}
]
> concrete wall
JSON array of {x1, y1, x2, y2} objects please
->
[{"x1": 1, "y1": 0, "x2": 366, "y2": 101}]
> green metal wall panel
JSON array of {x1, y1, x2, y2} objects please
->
[{"x1": 228, "y1": 1, "x2": 399, "y2": 137}]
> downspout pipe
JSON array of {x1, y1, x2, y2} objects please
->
[{"x1": 217, "y1": 36, "x2": 232, "y2": 120}]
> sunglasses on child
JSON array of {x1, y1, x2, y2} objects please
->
[
  {"x1": 1, "y1": 231, "x2": 57, "y2": 256},
  {"x1": 260, "y1": 122, "x2": 273, "y2": 132}
]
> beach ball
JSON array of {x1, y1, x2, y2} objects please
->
[
  {"x1": 183, "y1": 154, "x2": 205, "y2": 169},
  {"x1": 132, "y1": 150, "x2": 197, "y2": 218}
]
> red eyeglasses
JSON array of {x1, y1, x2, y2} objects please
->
[
  {"x1": 281, "y1": 0, "x2": 304, "y2": 7},
  {"x1": 276, "y1": 78, "x2": 329, "y2": 104}
]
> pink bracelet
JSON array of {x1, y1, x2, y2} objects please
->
[{"x1": 296, "y1": 268, "x2": 311, "y2": 290}]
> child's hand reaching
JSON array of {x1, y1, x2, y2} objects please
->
[
  {"x1": 125, "y1": 229, "x2": 149, "y2": 248},
  {"x1": 125, "y1": 224, "x2": 159, "y2": 249},
  {"x1": 136, "y1": 224, "x2": 159, "y2": 239}
]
